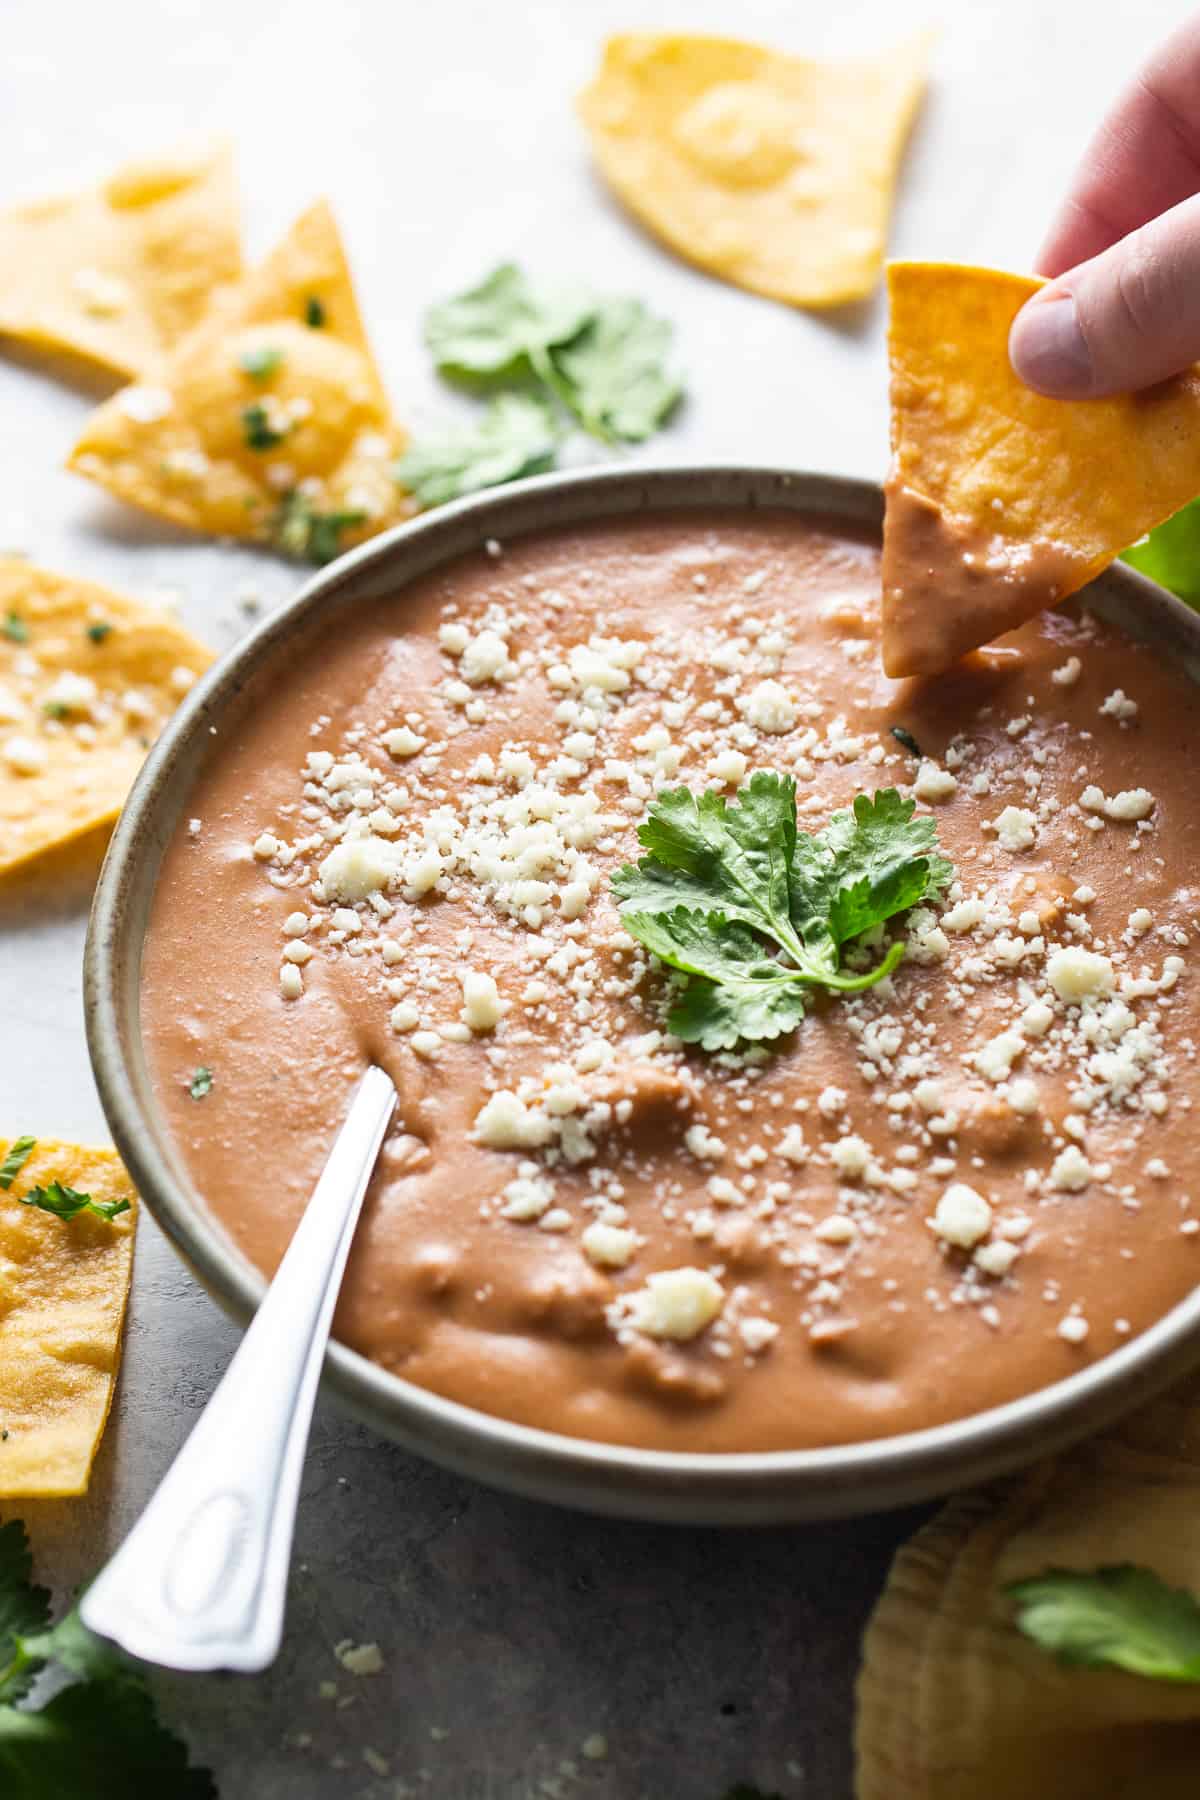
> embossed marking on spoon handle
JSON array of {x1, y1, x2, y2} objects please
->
[{"x1": 80, "y1": 1065, "x2": 396, "y2": 1672}]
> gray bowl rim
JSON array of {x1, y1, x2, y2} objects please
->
[{"x1": 85, "y1": 461, "x2": 1200, "y2": 1524}]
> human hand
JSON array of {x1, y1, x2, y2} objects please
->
[{"x1": 1010, "y1": 16, "x2": 1200, "y2": 397}]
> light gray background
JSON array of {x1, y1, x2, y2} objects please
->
[{"x1": 0, "y1": 3, "x2": 1184, "y2": 1794}]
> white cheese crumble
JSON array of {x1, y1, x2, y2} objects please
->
[
  {"x1": 1047, "y1": 947, "x2": 1114, "y2": 1004},
  {"x1": 913, "y1": 761, "x2": 957, "y2": 803},
  {"x1": 461, "y1": 969, "x2": 506, "y2": 1031},
  {"x1": 739, "y1": 679, "x2": 796, "y2": 734},
  {"x1": 1080, "y1": 785, "x2": 1156, "y2": 822},
  {"x1": 614, "y1": 1268, "x2": 725, "y2": 1341},
  {"x1": 318, "y1": 835, "x2": 400, "y2": 902},
  {"x1": 474, "y1": 1091, "x2": 555, "y2": 1150},
  {"x1": 581, "y1": 1222, "x2": 637, "y2": 1268},
  {"x1": 1050, "y1": 1145, "x2": 1092, "y2": 1192},
  {"x1": 931, "y1": 1183, "x2": 992, "y2": 1249},
  {"x1": 384, "y1": 726, "x2": 426, "y2": 758},
  {"x1": 993, "y1": 806, "x2": 1037, "y2": 852}
]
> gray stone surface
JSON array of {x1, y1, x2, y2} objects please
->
[{"x1": 0, "y1": 1, "x2": 1177, "y2": 1792}]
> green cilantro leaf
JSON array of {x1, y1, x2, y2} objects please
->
[
  {"x1": 18, "y1": 1182, "x2": 130, "y2": 1224},
  {"x1": 0, "y1": 1137, "x2": 36, "y2": 1190},
  {"x1": 396, "y1": 393, "x2": 559, "y2": 509},
  {"x1": 188, "y1": 1066, "x2": 213, "y2": 1100},
  {"x1": 85, "y1": 621, "x2": 113, "y2": 645},
  {"x1": 241, "y1": 402, "x2": 286, "y2": 451},
  {"x1": 0, "y1": 1521, "x2": 215, "y2": 1793},
  {"x1": 542, "y1": 297, "x2": 681, "y2": 443},
  {"x1": 0, "y1": 1522, "x2": 51, "y2": 1706},
  {"x1": 613, "y1": 779, "x2": 948, "y2": 1050},
  {"x1": 792, "y1": 789, "x2": 953, "y2": 952},
  {"x1": 2, "y1": 611, "x2": 28, "y2": 645},
  {"x1": 424, "y1": 263, "x2": 594, "y2": 385},
  {"x1": 304, "y1": 295, "x2": 326, "y2": 328},
  {"x1": 273, "y1": 492, "x2": 366, "y2": 566},
  {"x1": 1122, "y1": 498, "x2": 1200, "y2": 606},
  {"x1": 1009, "y1": 1565, "x2": 1200, "y2": 1681},
  {"x1": 237, "y1": 346, "x2": 284, "y2": 383}
]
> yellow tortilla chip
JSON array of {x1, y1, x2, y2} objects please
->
[
  {"x1": 578, "y1": 31, "x2": 932, "y2": 308},
  {"x1": 0, "y1": 142, "x2": 241, "y2": 380},
  {"x1": 0, "y1": 560, "x2": 213, "y2": 878},
  {"x1": 67, "y1": 200, "x2": 412, "y2": 562},
  {"x1": 0, "y1": 1139, "x2": 136, "y2": 1497},
  {"x1": 882, "y1": 262, "x2": 1200, "y2": 677}
]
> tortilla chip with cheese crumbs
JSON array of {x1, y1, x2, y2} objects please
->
[
  {"x1": 0, "y1": 560, "x2": 212, "y2": 878},
  {"x1": 67, "y1": 200, "x2": 413, "y2": 563},
  {"x1": 0, "y1": 1139, "x2": 136, "y2": 1498},
  {"x1": 0, "y1": 141, "x2": 241, "y2": 380},
  {"x1": 881, "y1": 262, "x2": 1200, "y2": 677},
  {"x1": 578, "y1": 30, "x2": 932, "y2": 308}
]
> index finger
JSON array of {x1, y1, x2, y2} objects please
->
[{"x1": 1038, "y1": 16, "x2": 1200, "y2": 275}]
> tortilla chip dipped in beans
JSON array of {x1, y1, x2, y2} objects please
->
[
  {"x1": 882, "y1": 262, "x2": 1200, "y2": 678},
  {"x1": 0, "y1": 142, "x2": 241, "y2": 380},
  {"x1": 578, "y1": 30, "x2": 932, "y2": 308},
  {"x1": 68, "y1": 201, "x2": 413, "y2": 563},
  {"x1": 0, "y1": 1139, "x2": 136, "y2": 1498},
  {"x1": 0, "y1": 560, "x2": 212, "y2": 878}
]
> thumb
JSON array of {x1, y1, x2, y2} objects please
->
[{"x1": 1009, "y1": 192, "x2": 1200, "y2": 398}]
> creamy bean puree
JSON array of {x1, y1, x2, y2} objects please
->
[{"x1": 142, "y1": 513, "x2": 1200, "y2": 1453}]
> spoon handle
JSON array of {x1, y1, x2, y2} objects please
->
[{"x1": 81, "y1": 1065, "x2": 396, "y2": 1672}]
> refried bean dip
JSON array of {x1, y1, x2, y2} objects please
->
[{"x1": 141, "y1": 512, "x2": 1200, "y2": 1453}]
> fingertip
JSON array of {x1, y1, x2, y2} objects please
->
[{"x1": 1009, "y1": 290, "x2": 1096, "y2": 398}]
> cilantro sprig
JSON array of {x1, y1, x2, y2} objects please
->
[
  {"x1": 0, "y1": 1520, "x2": 215, "y2": 1796},
  {"x1": 241, "y1": 402, "x2": 286, "y2": 452},
  {"x1": 1009, "y1": 1565, "x2": 1200, "y2": 1681},
  {"x1": 402, "y1": 262, "x2": 683, "y2": 511},
  {"x1": 18, "y1": 1182, "x2": 130, "y2": 1224},
  {"x1": 396, "y1": 394, "x2": 559, "y2": 509},
  {"x1": 612, "y1": 777, "x2": 951, "y2": 1051}
]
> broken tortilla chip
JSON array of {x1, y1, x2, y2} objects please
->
[
  {"x1": 67, "y1": 200, "x2": 412, "y2": 562},
  {"x1": 0, "y1": 141, "x2": 241, "y2": 380},
  {"x1": 0, "y1": 1139, "x2": 136, "y2": 1497},
  {"x1": 0, "y1": 560, "x2": 213, "y2": 878},
  {"x1": 578, "y1": 30, "x2": 932, "y2": 308},
  {"x1": 882, "y1": 262, "x2": 1200, "y2": 677}
]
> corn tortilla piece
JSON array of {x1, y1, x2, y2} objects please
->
[
  {"x1": 882, "y1": 262, "x2": 1200, "y2": 678},
  {"x1": 857, "y1": 1371, "x2": 1200, "y2": 1798},
  {"x1": 577, "y1": 30, "x2": 932, "y2": 309},
  {"x1": 0, "y1": 141, "x2": 241, "y2": 380},
  {"x1": 67, "y1": 200, "x2": 413, "y2": 562},
  {"x1": 0, "y1": 560, "x2": 213, "y2": 878},
  {"x1": 0, "y1": 1140, "x2": 136, "y2": 1498}
]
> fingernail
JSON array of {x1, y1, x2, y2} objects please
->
[{"x1": 1009, "y1": 292, "x2": 1093, "y2": 397}]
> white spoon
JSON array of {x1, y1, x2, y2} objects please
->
[{"x1": 81, "y1": 1064, "x2": 396, "y2": 1672}]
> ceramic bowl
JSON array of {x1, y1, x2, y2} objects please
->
[{"x1": 85, "y1": 464, "x2": 1200, "y2": 1523}]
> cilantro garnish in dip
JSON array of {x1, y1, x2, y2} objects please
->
[{"x1": 142, "y1": 510, "x2": 1200, "y2": 1454}]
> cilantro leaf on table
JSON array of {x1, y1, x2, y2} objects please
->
[
  {"x1": 424, "y1": 263, "x2": 593, "y2": 385},
  {"x1": 612, "y1": 778, "x2": 949, "y2": 1051},
  {"x1": 542, "y1": 297, "x2": 682, "y2": 443},
  {"x1": 0, "y1": 1137, "x2": 36, "y2": 1190},
  {"x1": 0, "y1": 1521, "x2": 215, "y2": 1796},
  {"x1": 19, "y1": 1181, "x2": 130, "y2": 1224},
  {"x1": 396, "y1": 393, "x2": 559, "y2": 509},
  {"x1": 0, "y1": 1522, "x2": 51, "y2": 1706},
  {"x1": 1122, "y1": 498, "x2": 1200, "y2": 606},
  {"x1": 1009, "y1": 1565, "x2": 1200, "y2": 1681}
]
